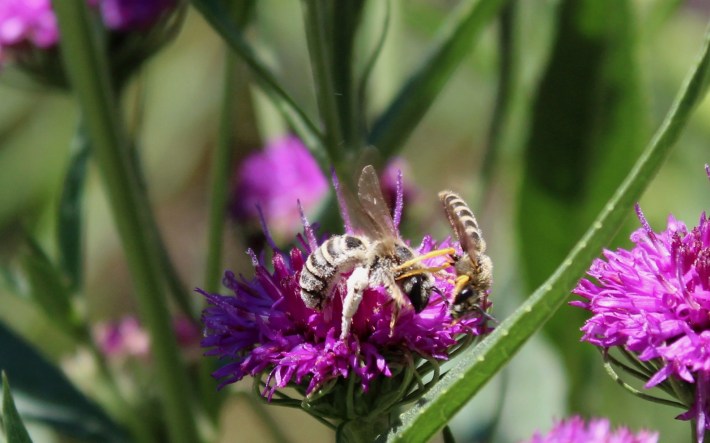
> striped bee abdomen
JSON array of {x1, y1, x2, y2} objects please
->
[
  {"x1": 299, "y1": 235, "x2": 368, "y2": 310},
  {"x1": 439, "y1": 191, "x2": 485, "y2": 253}
]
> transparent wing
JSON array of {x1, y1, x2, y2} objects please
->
[{"x1": 357, "y1": 165, "x2": 396, "y2": 238}]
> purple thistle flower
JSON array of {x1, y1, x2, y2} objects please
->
[
  {"x1": 0, "y1": 0, "x2": 58, "y2": 62},
  {"x1": 231, "y1": 135, "x2": 329, "y2": 239},
  {"x1": 201, "y1": 170, "x2": 491, "y2": 422},
  {"x1": 97, "y1": 0, "x2": 176, "y2": 31},
  {"x1": 521, "y1": 416, "x2": 658, "y2": 443},
  {"x1": 572, "y1": 167, "x2": 710, "y2": 439}
]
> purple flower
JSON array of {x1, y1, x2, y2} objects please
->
[
  {"x1": 231, "y1": 135, "x2": 328, "y2": 239},
  {"x1": 0, "y1": 0, "x2": 58, "y2": 61},
  {"x1": 97, "y1": 0, "x2": 176, "y2": 31},
  {"x1": 572, "y1": 168, "x2": 710, "y2": 438},
  {"x1": 0, "y1": 0, "x2": 178, "y2": 70},
  {"x1": 94, "y1": 315, "x2": 201, "y2": 363},
  {"x1": 521, "y1": 416, "x2": 658, "y2": 443},
  {"x1": 201, "y1": 168, "x2": 491, "y2": 422}
]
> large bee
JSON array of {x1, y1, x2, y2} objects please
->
[
  {"x1": 299, "y1": 165, "x2": 450, "y2": 339},
  {"x1": 438, "y1": 190, "x2": 493, "y2": 318}
]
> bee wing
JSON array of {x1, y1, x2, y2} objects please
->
[
  {"x1": 439, "y1": 190, "x2": 482, "y2": 256},
  {"x1": 356, "y1": 165, "x2": 397, "y2": 239}
]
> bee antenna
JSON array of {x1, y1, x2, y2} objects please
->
[{"x1": 393, "y1": 168, "x2": 404, "y2": 234}]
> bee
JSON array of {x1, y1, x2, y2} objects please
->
[
  {"x1": 438, "y1": 190, "x2": 493, "y2": 318},
  {"x1": 299, "y1": 165, "x2": 451, "y2": 339}
]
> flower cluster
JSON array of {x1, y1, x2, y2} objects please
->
[
  {"x1": 0, "y1": 0, "x2": 179, "y2": 87},
  {"x1": 0, "y1": 0, "x2": 58, "y2": 58},
  {"x1": 572, "y1": 170, "x2": 710, "y2": 437},
  {"x1": 0, "y1": 0, "x2": 176, "y2": 58},
  {"x1": 522, "y1": 416, "x2": 658, "y2": 443},
  {"x1": 202, "y1": 170, "x2": 490, "y2": 423}
]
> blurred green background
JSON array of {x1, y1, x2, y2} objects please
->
[{"x1": 1, "y1": 0, "x2": 709, "y2": 441}]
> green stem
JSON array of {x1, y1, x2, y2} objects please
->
[
  {"x1": 303, "y1": 0, "x2": 345, "y2": 159},
  {"x1": 234, "y1": 392, "x2": 293, "y2": 443},
  {"x1": 480, "y1": 0, "x2": 517, "y2": 205},
  {"x1": 85, "y1": 338, "x2": 154, "y2": 443},
  {"x1": 189, "y1": 0, "x2": 328, "y2": 171},
  {"x1": 442, "y1": 426, "x2": 456, "y2": 443},
  {"x1": 199, "y1": 48, "x2": 239, "y2": 423},
  {"x1": 53, "y1": 3, "x2": 200, "y2": 443}
]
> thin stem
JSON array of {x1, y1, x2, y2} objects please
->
[
  {"x1": 189, "y1": 0, "x2": 328, "y2": 171},
  {"x1": 233, "y1": 392, "x2": 293, "y2": 443},
  {"x1": 53, "y1": 3, "x2": 200, "y2": 443},
  {"x1": 85, "y1": 339, "x2": 154, "y2": 443},
  {"x1": 442, "y1": 426, "x2": 456, "y2": 443},
  {"x1": 480, "y1": 0, "x2": 517, "y2": 207},
  {"x1": 303, "y1": 0, "x2": 345, "y2": 159},
  {"x1": 199, "y1": 48, "x2": 239, "y2": 422}
]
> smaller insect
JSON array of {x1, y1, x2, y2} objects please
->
[
  {"x1": 438, "y1": 190, "x2": 493, "y2": 318},
  {"x1": 299, "y1": 165, "x2": 451, "y2": 339}
]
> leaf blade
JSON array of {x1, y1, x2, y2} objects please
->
[
  {"x1": 0, "y1": 323, "x2": 126, "y2": 442},
  {"x1": 2, "y1": 372, "x2": 33, "y2": 443}
]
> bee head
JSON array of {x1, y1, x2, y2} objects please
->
[{"x1": 450, "y1": 284, "x2": 482, "y2": 319}]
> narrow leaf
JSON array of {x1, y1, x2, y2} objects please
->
[
  {"x1": 368, "y1": 0, "x2": 509, "y2": 157},
  {"x1": 385, "y1": 22, "x2": 710, "y2": 443},
  {"x1": 2, "y1": 372, "x2": 33, "y2": 443},
  {"x1": 189, "y1": 0, "x2": 328, "y2": 169},
  {"x1": 57, "y1": 122, "x2": 91, "y2": 292},
  {"x1": 0, "y1": 323, "x2": 126, "y2": 442},
  {"x1": 19, "y1": 237, "x2": 76, "y2": 338}
]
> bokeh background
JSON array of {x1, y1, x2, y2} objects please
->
[{"x1": 1, "y1": 0, "x2": 709, "y2": 441}]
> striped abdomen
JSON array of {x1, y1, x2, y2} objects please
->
[
  {"x1": 299, "y1": 235, "x2": 368, "y2": 310},
  {"x1": 438, "y1": 191, "x2": 485, "y2": 254}
]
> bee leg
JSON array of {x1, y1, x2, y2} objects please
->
[
  {"x1": 389, "y1": 302, "x2": 399, "y2": 337},
  {"x1": 341, "y1": 267, "x2": 369, "y2": 339}
]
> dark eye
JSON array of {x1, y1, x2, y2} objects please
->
[{"x1": 454, "y1": 286, "x2": 475, "y2": 305}]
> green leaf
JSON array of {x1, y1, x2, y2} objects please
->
[
  {"x1": 57, "y1": 123, "x2": 91, "y2": 292},
  {"x1": 0, "y1": 323, "x2": 126, "y2": 442},
  {"x1": 19, "y1": 237, "x2": 77, "y2": 338},
  {"x1": 368, "y1": 0, "x2": 510, "y2": 157},
  {"x1": 2, "y1": 372, "x2": 33, "y2": 443},
  {"x1": 385, "y1": 21, "x2": 710, "y2": 443},
  {"x1": 189, "y1": 0, "x2": 328, "y2": 170},
  {"x1": 517, "y1": 0, "x2": 646, "y2": 411}
]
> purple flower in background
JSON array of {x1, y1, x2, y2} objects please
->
[
  {"x1": 94, "y1": 316, "x2": 150, "y2": 360},
  {"x1": 98, "y1": 0, "x2": 176, "y2": 31},
  {"x1": 231, "y1": 135, "x2": 328, "y2": 238},
  {"x1": 522, "y1": 416, "x2": 658, "y2": 443},
  {"x1": 572, "y1": 167, "x2": 710, "y2": 439},
  {"x1": 0, "y1": 0, "x2": 58, "y2": 61},
  {"x1": 94, "y1": 315, "x2": 200, "y2": 363},
  {"x1": 201, "y1": 167, "x2": 490, "y2": 423},
  {"x1": 0, "y1": 0, "x2": 178, "y2": 68}
]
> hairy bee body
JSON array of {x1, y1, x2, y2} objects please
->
[
  {"x1": 299, "y1": 235, "x2": 369, "y2": 310},
  {"x1": 298, "y1": 165, "x2": 438, "y2": 339},
  {"x1": 439, "y1": 191, "x2": 493, "y2": 318}
]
